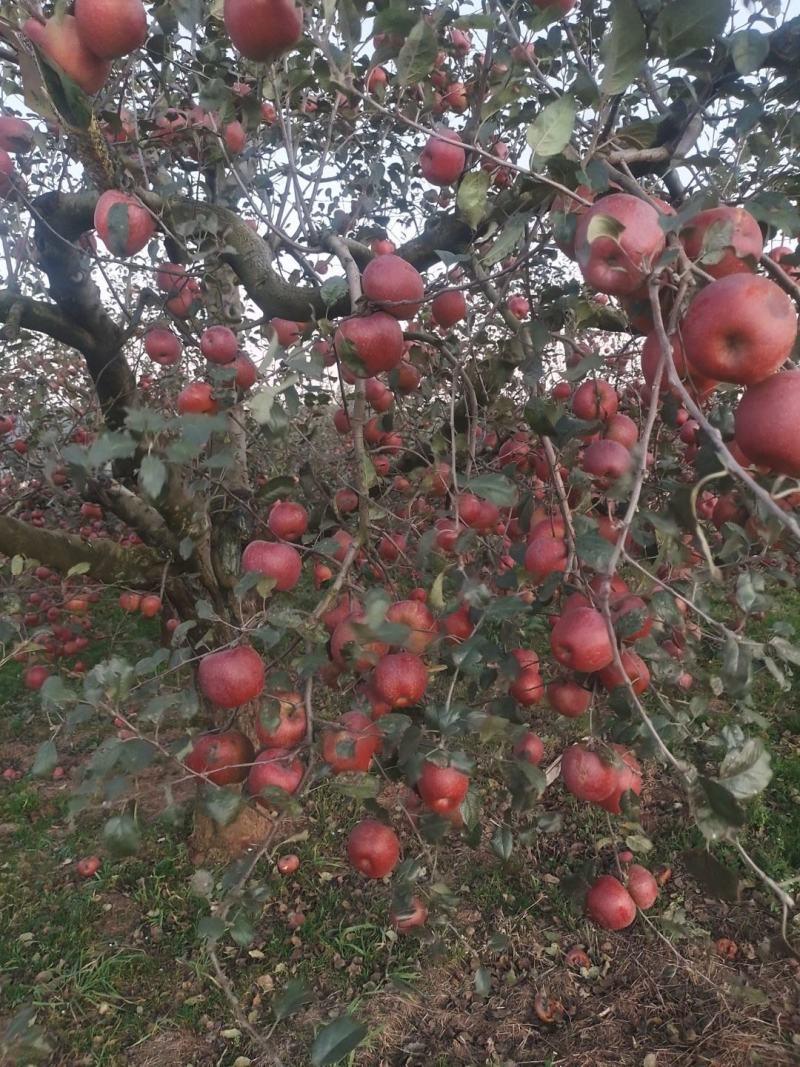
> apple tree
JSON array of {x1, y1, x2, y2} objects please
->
[{"x1": 1, "y1": 0, "x2": 799, "y2": 1049}]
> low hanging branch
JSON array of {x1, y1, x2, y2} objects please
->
[{"x1": 0, "y1": 513, "x2": 166, "y2": 585}]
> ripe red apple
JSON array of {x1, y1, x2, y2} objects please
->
[
  {"x1": 267, "y1": 500, "x2": 308, "y2": 542},
  {"x1": 23, "y1": 16, "x2": 111, "y2": 95},
  {"x1": 626, "y1": 864, "x2": 658, "y2": 909},
  {"x1": 734, "y1": 369, "x2": 800, "y2": 477},
  {"x1": 532, "y1": 0, "x2": 575, "y2": 12},
  {"x1": 768, "y1": 244, "x2": 800, "y2": 280},
  {"x1": 431, "y1": 288, "x2": 467, "y2": 328},
  {"x1": 248, "y1": 747, "x2": 304, "y2": 801},
  {"x1": 0, "y1": 116, "x2": 35, "y2": 154},
  {"x1": 198, "y1": 644, "x2": 265, "y2": 707},
  {"x1": 139, "y1": 595, "x2": 162, "y2": 618},
  {"x1": 680, "y1": 206, "x2": 763, "y2": 279},
  {"x1": 370, "y1": 237, "x2": 395, "y2": 255},
  {"x1": 575, "y1": 193, "x2": 666, "y2": 296},
  {"x1": 546, "y1": 678, "x2": 591, "y2": 718},
  {"x1": 586, "y1": 875, "x2": 637, "y2": 930},
  {"x1": 612, "y1": 595, "x2": 652, "y2": 643},
  {"x1": 223, "y1": 119, "x2": 246, "y2": 154},
  {"x1": 156, "y1": 261, "x2": 190, "y2": 295},
  {"x1": 597, "y1": 650, "x2": 650, "y2": 695},
  {"x1": 524, "y1": 535, "x2": 568, "y2": 583},
  {"x1": 241, "y1": 540, "x2": 302, "y2": 591},
  {"x1": 24, "y1": 665, "x2": 49, "y2": 690},
  {"x1": 640, "y1": 329, "x2": 717, "y2": 396},
  {"x1": 347, "y1": 818, "x2": 401, "y2": 877},
  {"x1": 372, "y1": 652, "x2": 428, "y2": 708},
  {"x1": 234, "y1": 352, "x2": 258, "y2": 390},
  {"x1": 94, "y1": 191, "x2": 156, "y2": 257},
  {"x1": 119, "y1": 592, "x2": 142, "y2": 613},
  {"x1": 322, "y1": 710, "x2": 380, "y2": 772},
  {"x1": 270, "y1": 317, "x2": 304, "y2": 346},
  {"x1": 507, "y1": 295, "x2": 529, "y2": 319},
  {"x1": 362, "y1": 255, "x2": 425, "y2": 320},
  {"x1": 364, "y1": 377, "x2": 394, "y2": 412},
  {"x1": 513, "y1": 731, "x2": 544, "y2": 765},
  {"x1": 604, "y1": 413, "x2": 638, "y2": 449},
  {"x1": 681, "y1": 274, "x2": 797, "y2": 386},
  {"x1": 334, "y1": 313, "x2": 405, "y2": 376},
  {"x1": 277, "y1": 853, "x2": 300, "y2": 875},
  {"x1": 177, "y1": 382, "x2": 218, "y2": 415},
  {"x1": 76, "y1": 856, "x2": 102, "y2": 878},
  {"x1": 74, "y1": 0, "x2": 147, "y2": 59},
  {"x1": 223, "y1": 0, "x2": 303, "y2": 62},
  {"x1": 386, "y1": 599, "x2": 437, "y2": 655},
  {"x1": 420, "y1": 127, "x2": 465, "y2": 186},
  {"x1": 145, "y1": 327, "x2": 182, "y2": 366},
  {"x1": 571, "y1": 378, "x2": 618, "y2": 420},
  {"x1": 255, "y1": 690, "x2": 307, "y2": 748},
  {"x1": 509, "y1": 648, "x2": 544, "y2": 704},
  {"x1": 738, "y1": 367, "x2": 800, "y2": 475},
  {"x1": 200, "y1": 325, "x2": 238, "y2": 365},
  {"x1": 330, "y1": 615, "x2": 389, "y2": 673},
  {"x1": 186, "y1": 729, "x2": 255, "y2": 785},
  {"x1": 417, "y1": 760, "x2": 469, "y2": 815},
  {"x1": 561, "y1": 745, "x2": 616, "y2": 803},
  {"x1": 597, "y1": 744, "x2": 642, "y2": 814},
  {"x1": 551, "y1": 608, "x2": 613, "y2": 672},
  {"x1": 581, "y1": 439, "x2": 632, "y2": 482}
]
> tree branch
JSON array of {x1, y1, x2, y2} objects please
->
[{"x1": 0, "y1": 514, "x2": 166, "y2": 584}]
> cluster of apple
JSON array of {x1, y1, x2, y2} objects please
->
[
  {"x1": 22, "y1": 0, "x2": 148, "y2": 96},
  {"x1": 555, "y1": 192, "x2": 799, "y2": 480}
]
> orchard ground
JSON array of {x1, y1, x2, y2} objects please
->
[{"x1": 1, "y1": 585, "x2": 798, "y2": 1067}]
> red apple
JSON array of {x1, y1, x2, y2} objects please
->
[
  {"x1": 362, "y1": 255, "x2": 424, "y2": 320},
  {"x1": 186, "y1": 729, "x2": 255, "y2": 785},
  {"x1": 680, "y1": 206, "x2": 763, "y2": 279},
  {"x1": 681, "y1": 274, "x2": 797, "y2": 386},
  {"x1": 575, "y1": 194, "x2": 666, "y2": 296},
  {"x1": 74, "y1": 0, "x2": 147, "y2": 59},
  {"x1": 198, "y1": 645, "x2": 265, "y2": 708},
  {"x1": 734, "y1": 369, "x2": 800, "y2": 477},
  {"x1": 241, "y1": 540, "x2": 302, "y2": 591},
  {"x1": 586, "y1": 875, "x2": 636, "y2": 930},
  {"x1": 223, "y1": 0, "x2": 303, "y2": 62}
]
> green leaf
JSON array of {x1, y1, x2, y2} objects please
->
[
  {"x1": 31, "y1": 739, "x2": 58, "y2": 778},
  {"x1": 482, "y1": 212, "x2": 529, "y2": 267},
  {"x1": 139, "y1": 455, "x2": 167, "y2": 499},
  {"x1": 729, "y1": 28, "x2": 769, "y2": 74},
  {"x1": 329, "y1": 773, "x2": 382, "y2": 800},
  {"x1": 768, "y1": 636, "x2": 800, "y2": 668},
  {"x1": 396, "y1": 19, "x2": 438, "y2": 84},
  {"x1": 718, "y1": 739, "x2": 772, "y2": 800},
  {"x1": 310, "y1": 1015, "x2": 368, "y2": 1065},
  {"x1": 473, "y1": 965, "x2": 491, "y2": 997},
  {"x1": 200, "y1": 786, "x2": 243, "y2": 827},
  {"x1": 526, "y1": 95, "x2": 577, "y2": 160},
  {"x1": 490, "y1": 824, "x2": 513, "y2": 861},
  {"x1": 319, "y1": 276, "x2": 349, "y2": 308},
  {"x1": 656, "y1": 0, "x2": 730, "y2": 59},
  {"x1": 102, "y1": 813, "x2": 140, "y2": 856},
  {"x1": 575, "y1": 530, "x2": 615, "y2": 571},
  {"x1": 698, "y1": 775, "x2": 746, "y2": 828},
  {"x1": 585, "y1": 211, "x2": 625, "y2": 244},
  {"x1": 336, "y1": 0, "x2": 361, "y2": 43},
  {"x1": 197, "y1": 915, "x2": 226, "y2": 943},
  {"x1": 600, "y1": 0, "x2": 646, "y2": 94},
  {"x1": 682, "y1": 849, "x2": 740, "y2": 901},
  {"x1": 273, "y1": 979, "x2": 313, "y2": 1022},
  {"x1": 464, "y1": 472, "x2": 517, "y2": 507},
  {"x1": 457, "y1": 170, "x2": 491, "y2": 230}
]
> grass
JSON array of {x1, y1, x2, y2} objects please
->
[{"x1": 1, "y1": 584, "x2": 799, "y2": 1065}]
